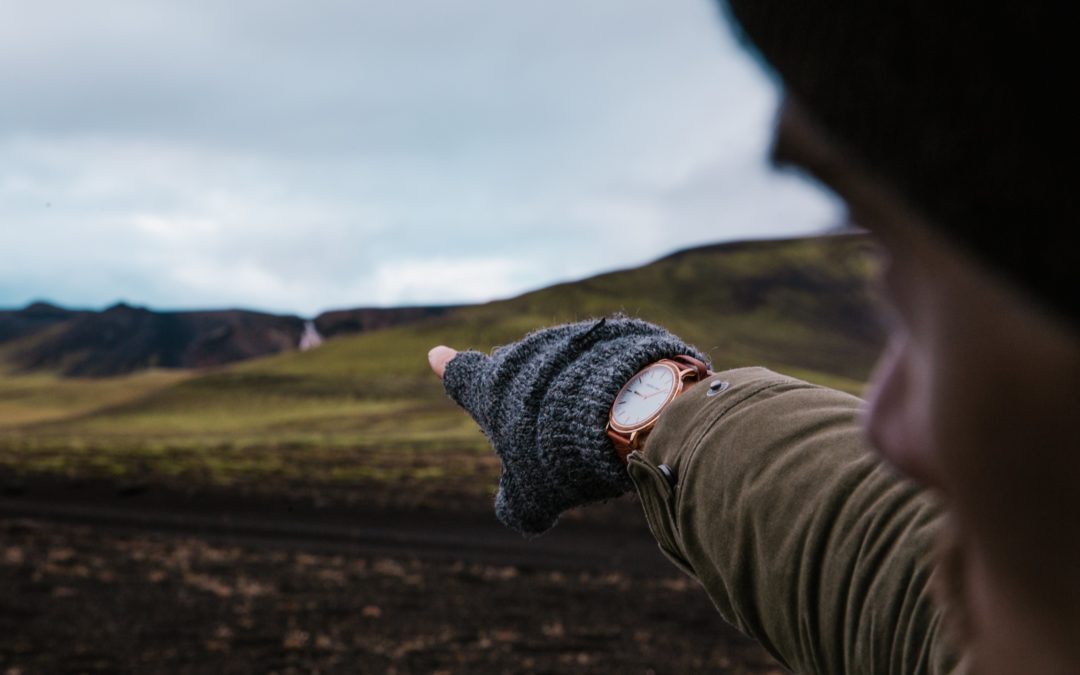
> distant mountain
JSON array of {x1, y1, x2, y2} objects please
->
[
  {"x1": 1, "y1": 234, "x2": 884, "y2": 380},
  {"x1": 237, "y1": 233, "x2": 886, "y2": 396},
  {"x1": 0, "y1": 302, "x2": 85, "y2": 343},
  {"x1": 314, "y1": 306, "x2": 459, "y2": 339},
  {"x1": 0, "y1": 233, "x2": 887, "y2": 502},
  {"x1": 424, "y1": 232, "x2": 886, "y2": 383},
  {"x1": 6, "y1": 304, "x2": 305, "y2": 377},
  {"x1": 0, "y1": 300, "x2": 473, "y2": 378}
]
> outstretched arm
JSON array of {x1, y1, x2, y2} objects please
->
[
  {"x1": 430, "y1": 323, "x2": 959, "y2": 674},
  {"x1": 631, "y1": 366, "x2": 959, "y2": 675}
]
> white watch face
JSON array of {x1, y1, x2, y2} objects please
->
[{"x1": 611, "y1": 363, "x2": 678, "y2": 428}]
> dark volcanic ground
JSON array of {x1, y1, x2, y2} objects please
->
[{"x1": 0, "y1": 480, "x2": 783, "y2": 674}]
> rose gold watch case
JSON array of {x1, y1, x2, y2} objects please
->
[
  {"x1": 606, "y1": 355, "x2": 711, "y2": 461},
  {"x1": 607, "y1": 361, "x2": 685, "y2": 440}
]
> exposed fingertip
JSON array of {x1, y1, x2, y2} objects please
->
[{"x1": 428, "y1": 345, "x2": 457, "y2": 379}]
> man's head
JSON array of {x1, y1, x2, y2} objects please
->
[
  {"x1": 724, "y1": 3, "x2": 1080, "y2": 673},
  {"x1": 722, "y1": 1, "x2": 1076, "y2": 331}
]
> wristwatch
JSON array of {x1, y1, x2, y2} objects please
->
[{"x1": 606, "y1": 354, "x2": 710, "y2": 462}]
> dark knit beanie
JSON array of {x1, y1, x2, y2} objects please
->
[
  {"x1": 443, "y1": 316, "x2": 709, "y2": 536},
  {"x1": 721, "y1": 1, "x2": 1077, "y2": 330}
]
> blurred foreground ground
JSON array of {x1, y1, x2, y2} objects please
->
[{"x1": 0, "y1": 479, "x2": 782, "y2": 674}]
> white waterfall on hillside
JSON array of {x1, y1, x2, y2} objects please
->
[{"x1": 299, "y1": 320, "x2": 323, "y2": 351}]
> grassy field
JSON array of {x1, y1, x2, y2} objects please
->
[{"x1": 0, "y1": 234, "x2": 884, "y2": 509}]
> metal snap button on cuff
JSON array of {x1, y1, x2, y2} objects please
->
[
  {"x1": 706, "y1": 379, "x2": 730, "y2": 397},
  {"x1": 657, "y1": 463, "x2": 677, "y2": 488}
]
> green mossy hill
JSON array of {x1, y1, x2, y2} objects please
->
[
  {"x1": 224, "y1": 233, "x2": 884, "y2": 397},
  {"x1": 0, "y1": 234, "x2": 885, "y2": 500}
]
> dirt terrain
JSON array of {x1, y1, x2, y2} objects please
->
[{"x1": 0, "y1": 479, "x2": 783, "y2": 674}]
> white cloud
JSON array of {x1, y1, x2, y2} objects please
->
[
  {"x1": 132, "y1": 214, "x2": 222, "y2": 242},
  {"x1": 0, "y1": 0, "x2": 840, "y2": 315},
  {"x1": 370, "y1": 258, "x2": 541, "y2": 307}
]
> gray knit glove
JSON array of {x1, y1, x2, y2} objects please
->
[{"x1": 442, "y1": 316, "x2": 710, "y2": 536}]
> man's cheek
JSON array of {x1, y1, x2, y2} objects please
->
[{"x1": 932, "y1": 516, "x2": 974, "y2": 655}]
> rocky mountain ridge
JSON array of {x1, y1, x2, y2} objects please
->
[
  {"x1": 0, "y1": 301, "x2": 454, "y2": 377},
  {"x1": 1, "y1": 234, "x2": 882, "y2": 379}
]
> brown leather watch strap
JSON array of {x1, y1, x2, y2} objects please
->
[
  {"x1": 670, "y1": 354, "x2": 710, "y2": 382},
  {"x1": 607, "y1": 427, "x2": 638, "y2": 462}
]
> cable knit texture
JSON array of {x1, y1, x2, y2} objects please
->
[{"x1": 442, "y1": 316, "x2": 709, "y2": 536}]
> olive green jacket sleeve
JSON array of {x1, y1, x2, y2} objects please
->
[{"x1": 627, "y1": 367, "x2": 960, "y2": 675}]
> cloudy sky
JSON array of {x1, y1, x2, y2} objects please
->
[{"x1": 0, "y1": 0, "x2": 841, "y2": 317}]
